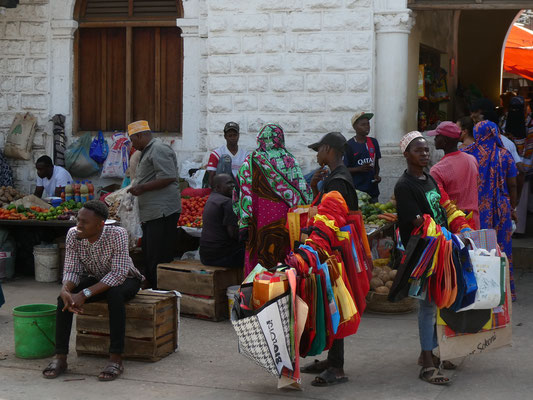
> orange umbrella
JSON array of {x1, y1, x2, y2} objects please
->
[{"x1": 504, "y1": 24, "x2": 533, "y2": 81}]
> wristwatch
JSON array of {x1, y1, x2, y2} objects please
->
[{"x1": 82, "y1": 288, "x2": 92, "y2": 298}]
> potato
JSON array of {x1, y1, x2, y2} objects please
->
[
  {"x1": 389, "y1": 270, "x2": 398, "y2": 280},
  {"x1": 378, "y1": 271, "x2": 389, "y2": 283},
  {"x1": 385, "y1": 281, "x2": 393, "y2": 289},
  {"x1": 382, "y1": 265, "x2": 392, "y2": 274},
  {"x1": 375, "y1": 286, "x2": 390, "y2": 295},
  {"x1": 370, "y1": 277, "x2": 384, "y2": 290},
  {"x1": 372, "y1": 266, "x2": 382, "y2": 275}
]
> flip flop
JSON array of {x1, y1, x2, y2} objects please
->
[
  {"x1": 419, "y1": 367, "x2": 451, "y2": 385},
  {"x1": 98, "y1": 362, "x2": 124, "y2": 382},
  {"x1": 311, "y1": 367, "x2": 348, "y2": 387},
  {"x1": 301, "y1": 359, "x2": 328, "y2": 374},
  {"x1": 42, "y1": 359, "x2": 67, "y2": 379},
  {"x1": 417, "y1": 355, "x2": 457, "y2": 370}
]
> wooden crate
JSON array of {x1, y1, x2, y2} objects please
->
[
  {"x1": 157, "y1": 260, "x2": 242, "y2": 321},
  {"x1": 76, "y1": 290, "x2": 178, "y2": 362}
]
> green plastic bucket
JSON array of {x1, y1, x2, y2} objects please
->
[{"x1": 12, "y1": 304, "x2": 56, "y2": 359}]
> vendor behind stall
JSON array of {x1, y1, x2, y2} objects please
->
[
  {"x1": 199, "y1": 174, "x2": 244, "y2": 269},
  {"x1": 34, "y1": 156, "x2": 73, "y2": 198}
]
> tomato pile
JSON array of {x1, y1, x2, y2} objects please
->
[
  {"x1": 0, "y1": 204, "x2": 77, "y2": 221},
  {"x1": 178, "y1": 195, "x2": 208, "y2": 228}
]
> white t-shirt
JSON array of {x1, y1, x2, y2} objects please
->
[
  {"x1": 36, "y1": 165, "x2": 73, "y2": 197},
  {"x1": 206, "y1": 145, "x2": 249, "y2": 177},
  {"x1": 500, "y1": 134, "x2": 522, "y2": 164}
]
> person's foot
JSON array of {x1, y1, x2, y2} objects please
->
[
  {"x1": 417, "y1": 353, "x2": 457, "y2": 370},
  {"x1": 419, "y1": 366, "x2": 450, "y2": 385},
  {"x1": 42, "y1": 356, "x2": 67, "y2": 379},
  {"x1": 311, "y1": 367, "x2": 348, "y2": 387},
  {"x1": 98, "y1": 361, "x2": 124, "y2": 381}
]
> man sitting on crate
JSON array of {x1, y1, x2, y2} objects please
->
[{"x1": 42, "y1": 200, "x2": 144, "y2": 381}]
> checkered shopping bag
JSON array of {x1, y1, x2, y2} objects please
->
[{"x1": 231, "y1": 292, "x2": 293, "y2": 377}]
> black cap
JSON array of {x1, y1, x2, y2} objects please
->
[
  {"x1": 224, "y1": 122, "x2": 239, "y2": 134},
  {"x1": 308, "y1": 132, "x2": 347, "y2": 152}
]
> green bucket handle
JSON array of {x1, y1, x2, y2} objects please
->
[{"x1": 31, "y1": 320, "x2": 55, "y2": 347}]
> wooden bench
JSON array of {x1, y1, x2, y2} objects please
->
[
  {"x1": 157, "y1": 260, "x2": 242, "y2": 321},
  {"x1": 76, "y1": 290, "x2": 179, "y2": 362}
]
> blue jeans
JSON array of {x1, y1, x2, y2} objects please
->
[{"x1": 418, "y1": 298, "x2": 438, "y2": 351}]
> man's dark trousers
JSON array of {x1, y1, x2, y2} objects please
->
[{"x1": 55, "y1": 277, "x2": 141, "y2": 355}]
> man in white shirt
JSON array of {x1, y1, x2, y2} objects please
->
[
  {"x1": 34, "y1": 156, "x2": 73, "y2": 198},
  {"x1": 206, "y1": 122, "x2": 249, "y2": 187}
]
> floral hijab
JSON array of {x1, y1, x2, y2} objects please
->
[{"x1": 234, "y1": 124, "x2": 312, "y2": 228}]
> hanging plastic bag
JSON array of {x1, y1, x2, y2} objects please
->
[
  {"x1": 117, "y1": 191, "x2": 142, "y2": 248},
  {"x1": 65, "y1": 133, "x2": 100, "y2": 178},
  {"x1": 89, "y1": 130, "x2": 109, "y2": 164},
  {"x1": 101, "y1": 132, "x2": 131, "y2": 179}
]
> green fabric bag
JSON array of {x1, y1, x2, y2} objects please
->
[{"x1": 307, "y1": 274, "x2": 326, "y2": 356}]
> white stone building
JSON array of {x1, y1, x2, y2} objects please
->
[{"x1": 0, "y1": 0, "x2": 530, "y2": 198}]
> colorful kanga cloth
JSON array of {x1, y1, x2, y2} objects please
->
[{"x1": 461, "y1": 120, "x2": 518, "y2": 299}]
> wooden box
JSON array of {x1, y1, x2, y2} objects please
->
[
  {"x1": 157, "y1": 260, "x2": 242, "y2": 321},
  {"x1": 76, "y1": 290, "x2": 178, "y2": 362}
]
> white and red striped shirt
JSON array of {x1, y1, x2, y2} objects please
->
[
  {"x1": 206, "y1": 145, "x2": 249, "y2": 177},
  {"x1": 63, "y1": 226, "x2": 144, "y2": 287}
]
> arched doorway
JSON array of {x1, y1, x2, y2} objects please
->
[{"x1": 73, "y1": 0, "x2": 184, "y2": 134}]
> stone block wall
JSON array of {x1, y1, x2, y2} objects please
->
[
  {"x1": 0, "y1": 0, "x2": 51, "y2": 193},
  {"x1": 204, "y1": 0, "x2": 375, "y2": 173}
]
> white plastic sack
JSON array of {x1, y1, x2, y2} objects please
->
[
  {"x1": 101, "y1": 132, "x2": 131, "y2": 179},
  {"x1": 179, "y1": 160, "x2": 202, "y2": 179},
  {"x1": 117, "y1": 192, "x2": 142, "y2": 248},
  {"x1": 458, "y1": 239, "x2": 504, "y2": 311},
  {"x1": 184, "y1": 169, "x2": 206, "y2": 189}
]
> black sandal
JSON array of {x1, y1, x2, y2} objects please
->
[
  {"x1": 311, "y1": 367, "x2": 348, "y2": 387},
  {"x1": 98, "y1": 362, "x2": 124, "y2": 381},
  {"x1": 42, "y1": 359, "x2": 67, "y2": 379},
  {"x1": 301, "y1": 359, "x2": 328, "y2": 374}
]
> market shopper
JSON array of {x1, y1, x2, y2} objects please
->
[
  {"x1": 42, "y1": 201, "x2": 143, "y2": 381},
  {"x1": 303, "y1": 131, "x2": 358, "y2": 386},
  {"x1": 234, "y1": 123, "x2": 312, "y2": 276},
  {"x1": 127, "y1": 120, "x2": 181, "y2": 289},
  {"x1": 428, "y1": 121, "x2": 480, "y2": 228},
  {"x1": 34, "y1": 155, "x2": 72, "y2": 198},
  {"x1": 457, "y1": 116, "x2": 475, "y2": 149},
  {"x1": 395, "y1": 132, "x2": 469, "y2": 385},
  {"x1": 461, "y1": 121, "x2": 518, "y2": 300},
  {"x1": 344, "y1": 112, "x2": 381, "y2": 203},
  {"x1": 206, "y1": 122, "x2": 249, "y2": 188},
  {"x1": 200, "y1": 173, "x2": 244, "y2": 269}
]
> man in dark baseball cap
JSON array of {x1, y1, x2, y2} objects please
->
[
  {"x1": 304, "y1": 131, "x2": 358, "y2": 386},
  {"x1": 207, "y1": 121, "x2": 249, "y2": 187}
]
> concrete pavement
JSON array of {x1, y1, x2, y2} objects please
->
[{"x1": 0, "y1": 272, "x2": 531, "y2": 400}]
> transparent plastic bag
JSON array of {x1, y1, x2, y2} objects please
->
[{"x1": 118, "y1": 192, "x2": 143, "y2": 248}]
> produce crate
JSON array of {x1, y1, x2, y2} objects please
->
[
  {"x1": 157, "y1": 260, "x2": 242, "y2": 321},
  {"x1": 76, "y1": 290, "x2": 179, "y2": 362}
]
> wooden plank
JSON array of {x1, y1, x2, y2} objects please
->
[
  {"x1": 77, "y1": 315, "x2": 155, "y2": 339},
  {"x1": 78, "y1": 28, "x2": 102, "y2": 131},
  {"x1": 179, "y1": 294, "x2": 228, "y2": 320},
  {"x1": 157, "y1": 268, "x2": 216, "y2": 297},
  {"x1": 154, "y1": 27, "x2": 161, "y2": 132},
  {"x1": 125, "y1": 26, "x2": 132, "y2": 125},
  {"x1": 76, "y1": 334, "x2": 162, "y2": 359},
  {"x1": 106, "y1": 27, "x2": 126, "y2": 131},
  {"x1": 160, "y1": 27, "x2": 181, "y2": 132},
  {"x1": 100, "y1": 29, "x2": 107, "y2": 130},
  {"x1": 132, "y1": 27, "x2": 156, "y2": 127},
  {"x1": 81, "y1": 302, "x2": 155, "y2": 320},
  {"x1": 159, "y1": 260, "x2": 233, "y2": 273}
]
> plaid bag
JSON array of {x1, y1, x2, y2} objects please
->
[{"x1": 232, "y1": 292, "x2": 293, "y2": 377}]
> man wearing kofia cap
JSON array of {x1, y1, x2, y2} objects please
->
[{"x1": 127, "y1": 120, "x2": 181, "y2": 288}]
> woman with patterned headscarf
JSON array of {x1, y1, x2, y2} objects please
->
[
  {"x1": 461, "y1": 120, "x2": 518, "y2": 300},
  {"x1": 234, "y1": 124, "x2": 312, "y2": 275}
]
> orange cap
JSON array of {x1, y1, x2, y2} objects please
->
[{"x1": 128, "y1": 120, "x2": 151, "y2": 136}]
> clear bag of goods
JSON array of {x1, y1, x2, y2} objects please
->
[
  {"x1": 117, "y1": 191, "x2": 142, "y2": 248},
  {"x1": 65, "y1": 133, "x2": 100, "y2": 178},
  {"x1": 101, "y1": 132, "x2": 131, "y2": 179},
  {"x1": 4, "y1": 113, "x2": 37, "y2": 160}
]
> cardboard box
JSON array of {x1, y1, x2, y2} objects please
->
[
  {"x1": 76, "y1": 290, "x2": 179, "y2": 362},
  {"x1": 157, "y1": 260, "x2": 242, "y2": 321}
]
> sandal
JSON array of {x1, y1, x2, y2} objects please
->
[
  {"x1": 417, "y1": 354, "x2": 457, "y2": 370},
  {"x1": 301, "y1": 359, "x2": 328, "y2": 374},
  {"x1": 311, "y1": 367, "x2": 348, "y2": 387},
  {"x1": 419, "y1": 367, "x2": 450, "y2": 385},
  {"x1": 42, "y1": 359, "x2": 68, "y2": 379},
  {"x1": 98, "y1": 362, "x2": 124, "y2": 381}
]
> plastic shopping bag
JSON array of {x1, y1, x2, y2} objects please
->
[
  {"x1": 101, "y1": 132, "x2": 131, "y2": 179},
  {"x1": 89, "y1": 130, "x2": 109, "y2": 164},
  {"x1": 117, "y1": 191, "x2": 142, "y2": 248},
  {"x1": 65, "y1": 133, "x2": 100, "y2": 178}
]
